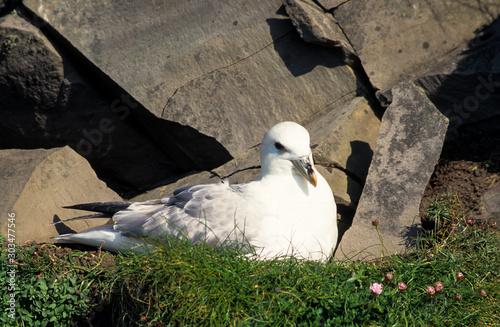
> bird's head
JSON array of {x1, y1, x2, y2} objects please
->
[{"x1": 260, "y1": 121, "x2": 317, "y2": 187}]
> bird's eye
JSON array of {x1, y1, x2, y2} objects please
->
[{"x1": 274, "y1": 142, "x2": 285, "y2": 150}]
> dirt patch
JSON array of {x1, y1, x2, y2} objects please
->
[
  {"x1": 421, "y1": 130, "x2": 500, "y2": 226},
  {"x1": 421, "y1": 159, "x2": 499, "y2": 218}
]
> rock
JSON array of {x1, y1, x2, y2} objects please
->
[
  {"x1": 413, "y1": 19, "x2": 500, "y2": 142},
  {"x1": 0, "y1": 0, "x2": 11, "y2": 16},
  {"x1": 0, "y1": 13, "x2": 190, "y2": 196},
  {"x1": 307, "y1": 97, "x2": 380, "y2": 234},
  {"x1": 0, "y1": 147, "x2": 121, "y2": 244},
  {"x1": 23, "y1": 0, "x2": 364, "y2": 159},
  {"x1": 284, "y1": 0, "x2": 355, "y2": 57},
  {"x1": 415, "y1": 73, "x2": 500, "y2": 141},
  {"x1": 332, "y1": 0, "x2": 500, "y2": 91},
  {"x1": 316, "y1": 0, "x2": 347, "y2": 10},
  {"x1": 335, "y1": 83, "x2": 448, "y2": 260},
  {"x1": 307, "y1": 97, "x2": 379, "y2": 192},
  {"x1": 481, "y1": 181, "x2": 500, "y2": 226}
]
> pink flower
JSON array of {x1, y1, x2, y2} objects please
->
[
  {"x1": 434, "y1": 281, "x2": 444, "y2": 293},
  {"x1": 454, "y1": 293, "x2": 462, "y2": 301},
  {"x1": 479, "y1": 289, "x2": 487, "y2": 297},
  {"x1": 398, "y1": 282, "x2": 407, "y2": 291},
  {"x1": 426, "y1": 286, "x2": 436, "y2": 295},
  {"x1": 371, "y1": 219, "x2": 379, "y2": 227},
  {"x1": 34, "y1": 251, "x2": 39, "y2": 256},
  {"x1": 37, "y1": 273, "x2": 42, "y2": 279},
  {"x1": 467, "y1": 219, "x2": 474, "y2": 226},
  {"x1": 384, "y1": 273, "x2": 393, "y2": 281},
  {"x1": 456, "y1": 272, "x2": 464, "y2": 281},
  {"x1": 369, "y1": 283, "x2": 383, "y2": 295}
]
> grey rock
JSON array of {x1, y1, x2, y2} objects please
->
[
  {"x1": 306, "y1": 97, "x2": 379, "y2": 193},
  {"x1": 0, "y1": 147, "x2": 121, "y2": 244},
  {"x1": 0, "y1": 0, "x2": 10, "y2": 15},
  {"x1": 333, "y1": 0, "x2": 500, "y2": 91},
  {"x1": 316, "y1": 0, "x2": 348, "y2": 10},
  {"x1": 335, "y1": 83, "x2": 448, "y2": 260},
  {"x1": 415, "y1": 73, "x2": 500, "y2": 141},
  {"x1": 23, "y1": 0, "x2": 363, "y2": 158},
  {"x1": 211, "y1": 96, "x2": 381, "y2": 209},
  {"x1": 284, "y1": 0, "x2": 354, "y2": 57},
  {"x1": 307, "y1": 97, "x2": 380, "y2": 235},
  {"x1": 0, "y1": 14, "x2": 189, "y2": 196},
  {"x1": 482, "y1": 181, "x2": 500, "y2": 226},
  {"x1": 413, "y1": 19, "x2": 500, "y2": 141}
]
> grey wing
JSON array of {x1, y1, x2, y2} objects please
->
[{"x1": 112, "y1": 183, "x2": 256, "y2": 245}]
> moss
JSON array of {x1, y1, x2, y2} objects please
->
[{"x1": 0, "y1": 29, "x2": 19, "y2": 55}]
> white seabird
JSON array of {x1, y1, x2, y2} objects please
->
[{"x1": 55, "y1": 122, "x2": 338, "y2": 261}]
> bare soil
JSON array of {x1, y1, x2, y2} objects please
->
[{"x1": 421, "y1": 130, "x2": 500, "y2": 225}]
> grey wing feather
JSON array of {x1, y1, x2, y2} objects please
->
[
  {"x1": 112, "y1": 183, "x2": 255, "y2": 246},
  {"x1": 64, "y1": 202, "x2": 133, "y2": 214}
]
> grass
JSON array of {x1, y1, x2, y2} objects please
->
[
  {"x1": 1, "y1": 193, "x2": 499, "y2": 326},
  {"x1": 0, "y1": 242, "x2": 112, "y2": 326},
  {"x1": 110, "y1": 224, "x2": 499, "y2": 326}
]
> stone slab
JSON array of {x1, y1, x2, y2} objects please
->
[
  {"x1": 481, "y1": 181, "x2": 500, "y2": 226},
  {"x1": 335, "y1": 83, "x2": 448, "y2": 260},
  {"x1": 0, "y1": 147, "x2": 121, "y2": 244},
  {"x1": 316, "y1": 0, "x2": 347, "y2": 10},
  {"x1": 284, "y1": 0, "x2": 354, "y2": 56},
  {"x1": 0, "y1": 13, "x2": 187, "y2": 195},
  {"x1": 413, "y1": 19, "x2": 500, "y2": 141},
  {"x1": 23, "y1": 0, "x2": 362, "y2": 157},
  {"x1": 333, "y1": 0, "x2": 500, "y2": 91}
]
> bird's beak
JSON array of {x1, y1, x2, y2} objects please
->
[{"x1": 292, "y1": 156, "x2": 317, "y2": 187}]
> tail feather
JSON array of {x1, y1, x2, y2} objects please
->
[
  {"x1": 55, "y1": 225, "x2": 153, "y2": 253},
  {"x1": 51, "y1": 212, "x2": 110, "y2": 226},
  {"x1": 64, "y1": 201, "x2": 133, "y2": 214}
]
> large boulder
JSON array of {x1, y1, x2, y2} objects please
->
[
  {"x1": 414, "y1": 18, "x2": 500, "y2": 141},
  {"x1": 335, "y1": 83, "x2": 448, "y2": 260},
  {"x1": 22, "y1": 0, "x2": 365, "y2": 159},
  {"x1": 0, "y1": 147, "x2": 121, "y2": 244},
  {"x1": 284, "y1": 0, "x2": 354, "y2": 57},
  {"x1": 0, "y1": 13, "x2": 187, "y2": 196},
  {"x1": 286, "y1": 0, "x2": 500, "y2": 92},
  {"x1": 335, "y1": 0, "x2": 500, "y2": 92}
]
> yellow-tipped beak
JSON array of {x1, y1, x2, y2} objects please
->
[{"x1": 292, "y1": 157, "x2": 317, "y2": 187}]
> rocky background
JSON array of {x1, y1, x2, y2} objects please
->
[{"x1": 1, "y1": 0, "x2": 500, "y2": 260}]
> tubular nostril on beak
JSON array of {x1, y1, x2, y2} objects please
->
[{"x1": 292, "y1": 157, "x2": 318, "y2": 187}]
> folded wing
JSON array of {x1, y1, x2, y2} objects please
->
[{"x1": 106, "y1": 182, "x2": 256, "y2": 246}]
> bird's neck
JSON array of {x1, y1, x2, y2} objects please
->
[{"x1": 259, "y1": 168, "x2": 311, "y2": 196}]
